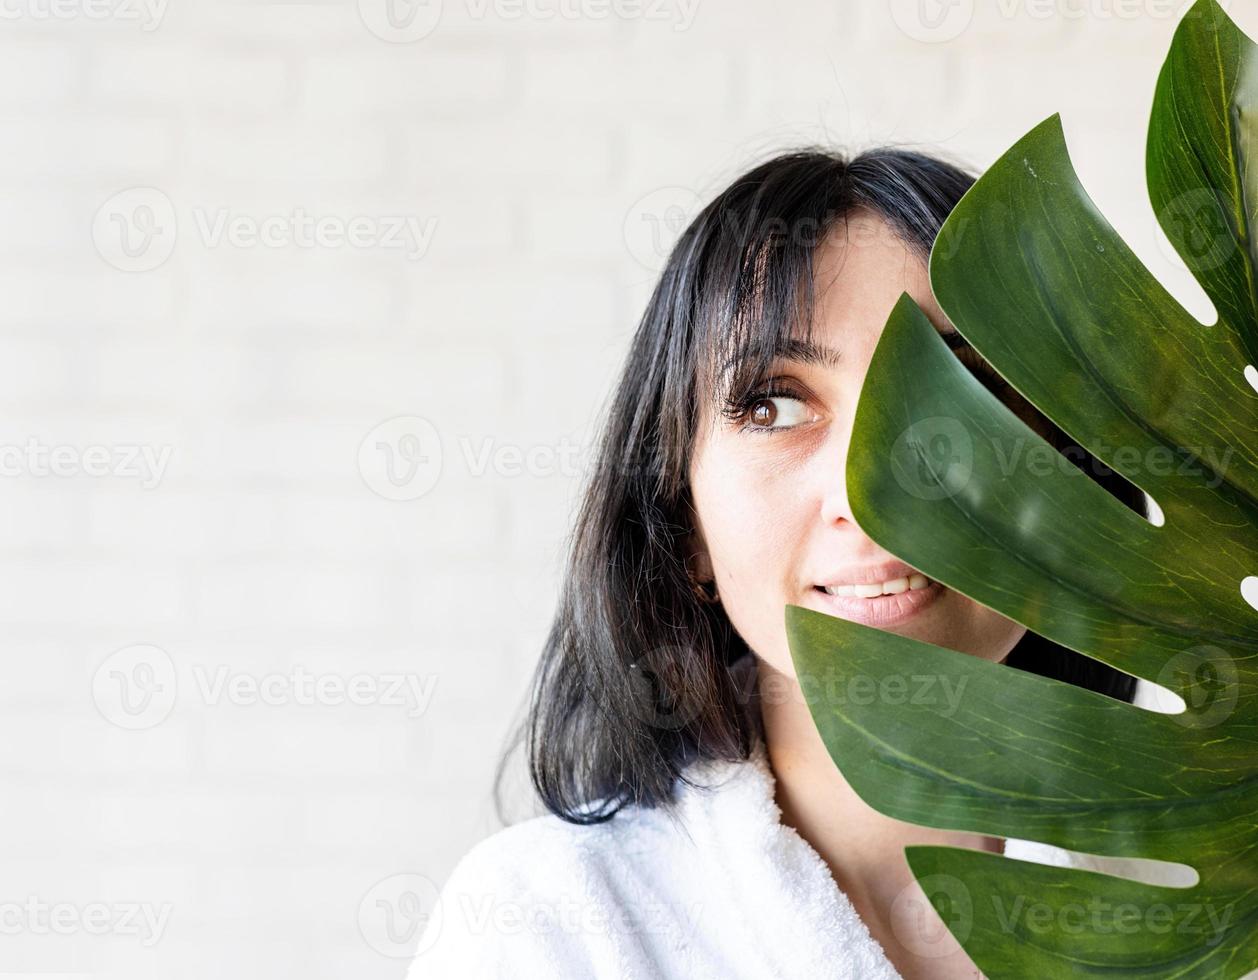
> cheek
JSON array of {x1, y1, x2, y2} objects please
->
[
  {"x1": 695, "y1": 447, "x2": 802, "y2": 578},
  {"x1": 692, "y1": 443, "x2": 812, "y2": 662},
  {"x1": 700, "y1": 473, "x2": 781, "y2": 575}
]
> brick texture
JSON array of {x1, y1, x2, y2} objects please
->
[{"x1": 6, "y1": 1, "x2": 1242, "y2": 976}]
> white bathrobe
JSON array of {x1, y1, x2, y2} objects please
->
[{"x1": 407, "y1": 657, "x2": 1207, "y2": 978}]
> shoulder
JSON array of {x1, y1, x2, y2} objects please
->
[
  {"x1": 463, "y1": 787, "x2": 705, "y2": 875},
  {"x1": 435, "y1": 805, "x2": 685, "y2": 900},
  {"x1": 406, "y1": 804, "x2": 707, "y2": 979},
  {"x1": 429, "y1": 742, "x2": 763, "y2": 906}
]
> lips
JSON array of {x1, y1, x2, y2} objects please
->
[
  {"x1": 821, "y1": 572, "x2": 931, "y2": 598},
  {"x1": 814, "y1": 560, "x2": 925, "y2": 589},
  {"x1": 810, "y1": 574, "x2": 944, "y2": 627}
]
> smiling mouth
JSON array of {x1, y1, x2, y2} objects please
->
[
  {"x1": 814, "y1": 572, "x2": 933, "y2": 598},
  {"x1": 811, "y1": 575, "x2": 944, "y2": 627}
]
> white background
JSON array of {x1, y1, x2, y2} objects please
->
[{"x1": 0, "y1": 0, "x2": 1239, "y2": 976}]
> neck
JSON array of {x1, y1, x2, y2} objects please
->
[{"x1": 755, "y1": 657, "x2": 999, "y2": 979}]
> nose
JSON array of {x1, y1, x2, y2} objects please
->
[
  {"x1": 820, "y1": 479, "x2": 851, "y2": 526},
  {"x1": 818, "y1": 426, "x2": 855, "y2": 527}
]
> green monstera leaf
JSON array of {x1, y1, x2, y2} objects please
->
[{"x1": 785, "y1": 0, "x2": 1258, "y2": 976}]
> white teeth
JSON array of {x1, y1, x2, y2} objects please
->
[{"x1": 823, "y1": 573, "x2": 931, "y2": 598}]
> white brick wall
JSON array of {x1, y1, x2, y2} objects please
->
[{"x1": 3, "y1": 1, "x2": 1243, "y2": 976}]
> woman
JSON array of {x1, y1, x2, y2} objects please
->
[{"x1": 409, "y1": 147, "x2": 1149, "y2": 979}]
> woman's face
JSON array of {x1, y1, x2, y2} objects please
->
[{"x1": 686, "y1": 209, "x2": 1027, "y2": 678}]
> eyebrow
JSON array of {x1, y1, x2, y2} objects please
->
[
  {"x1": 774, "y1": 326, "x2": 963, "y2": 368},
  {"x1": 773, "y1": 338, "x2": 844, "y2": 369}
]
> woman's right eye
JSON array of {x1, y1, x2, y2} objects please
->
[{"x1": 742, "y1": 395, "x2": 816, "y2": 432}]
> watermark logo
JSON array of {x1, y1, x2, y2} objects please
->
[
  {"x1": 1151, "y1": 644, "x2": 1239, "y2": 729},
  {"x1": 890, "y1": 873, "x2": 973, "y2": 958},
  {"x1": 358, "y1": 0, "x2": 444, "y2": 41},
  {"x1": 623, "y1": 186, "x2": 702, "y2": 271},
  {"x1": 890, "y1": 0, "x2": 974, "y2": 43},
  {"x1": 622, "y1": 645, "x2": 708, "y2": 732},
  {"x1": 359, "y1": 873, "x2": 443, "y2": 958},
  {"x1": 92, "y1": 645, "x2": 178, "y2": 731},
  {"x1": 1155, "y1": 188, "x2": 1236, "y2": 275},
  {"x1": 890, "y1": 415, "x2": 975, "y2": 502},
  {"x1": 359, "y1": 416, "x2": 445, "y2": 502},
  {"x1": 92, "y1": 188, "x2": 178, "y2": 273}
]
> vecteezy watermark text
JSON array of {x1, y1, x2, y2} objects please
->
[
  {"x1": 357, "y1": 0, "x2": 700, "y2": 43},
  {"x1": 358, "y1": 872, "x2": 704, "y2": 960},
  {"x1": 992, "y1": 893, "x2": 1233, "y2": 943},
  {"x1": 790, "y1": 669, "x2": 968, "y2": 717},
  {"x1": 889, "y1": 417, "x2": 1236, "y2": 504},
  {"x1": 890, "y1": 0, "x2": 1215, "y2": 44},
  {"x1": 358, "y1": 415, "x2": 589, "y2": 501},
  {"x1": 93, "y1": 188, "x2": 439, "y2": 272},
  {"x1": 0, "y1": 439, "x2": 172, "y2": 489},
  {"x1": 0, "y1": 896, "x2": 173, "y2": 947},
  {"x1": 0, "y1": 0, "x2": 167, "y2": 29},
  {"x1": 890, "y1": 873, "x2": 1232, "y2": 960},
  {"x1": 191, "y1": 208, "x2": 436, "y2": 260},
  {"x1": 192, "y1": 664, "x2": 437, "y2": 717},
  {"x1": 92, "y1": 644, "x2": 439, "y2": 730}
]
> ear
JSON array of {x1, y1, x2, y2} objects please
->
[
  {"x1": 681, "y1": 502, "x2": 714, "y2": 582},
  {"x1": 685, "y1": 543, "x2": 713, "y2": 582}
]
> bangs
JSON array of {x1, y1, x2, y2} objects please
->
[
  {"x1": 681, "y1": 147, "x2": 974, "y2": 421},
  {"x1": 693, "y1": 199, "x2": 843, "y2": 414}
]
